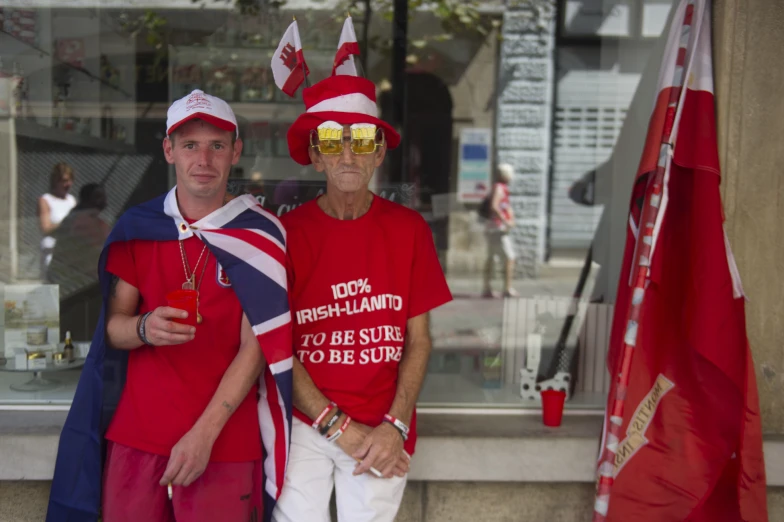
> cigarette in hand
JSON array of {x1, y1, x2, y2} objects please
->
[
  {"x1": 167, "y1": 482, "x2": 173, "y2": 500},
  {"x1": 354, "y1": 457, "x2": 383, "y2": 478}
]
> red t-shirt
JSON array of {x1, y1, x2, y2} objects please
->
[
  {"x1": 491, "y1": 182, "x2": 512, "y2": 229},
  {"x1": 281, "y1": 197, "x2": 453, "y2": 455},
  {"x1": 104, "y1": 236, "x2": 261, "y2": 462}
]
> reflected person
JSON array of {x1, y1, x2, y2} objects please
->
[
  {"x1": 38, "y1": 162, "x2": 76, "y2": 280},
  {"x1": 48, "y1": 183, "x2": 110, "y2": 295},
  {"x1": 482, "y1": 163, "x2": 519, "y2": 298}
]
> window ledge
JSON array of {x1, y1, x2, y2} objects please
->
[{"x1": 1, "y1": 411, "x2": 783, "y2": 486}]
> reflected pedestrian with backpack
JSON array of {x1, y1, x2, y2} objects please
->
[{"x1": 481, "y1": 163, "x2": 518, "y2": 298}]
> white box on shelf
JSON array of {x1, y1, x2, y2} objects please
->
[
  {"x1": 13, "y1": 349, "x2": 27, "y2": 369},
  {"x1": 27, "y1": 356, "x2": 47, "y2": 370},
  {"x1": 75, "y1": 342, "x2": 90, "y2": 359},
  {"x1": 3, "y1": 284, "x2": 60, "y2": 359}
]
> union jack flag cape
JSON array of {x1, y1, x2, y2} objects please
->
[{"x1": 46, "y1": 189, "x2": 293, "y2": 522}]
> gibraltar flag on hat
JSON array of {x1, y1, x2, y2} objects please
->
[
  {"x1": 272, "y1": 20, "x2": 309, "y2": 97},
  {"x1": 332, "y1": 15, "x2": 360, "y2": 76}
]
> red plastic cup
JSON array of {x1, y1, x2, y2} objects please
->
[
  {"x1": 166, "y1": 289, "x2": 198, "y2": 327},
  {"x1": 541, "y1": 389, "x2": 567, "y2": 427}
]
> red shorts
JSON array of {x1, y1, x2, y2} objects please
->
[{"x1": 102, "y1": 441, "x2": 261, "y2": 522}]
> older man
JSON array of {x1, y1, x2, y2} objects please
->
[{"x1": 272, "y1": 75, "x2": 453, "y2": 522}]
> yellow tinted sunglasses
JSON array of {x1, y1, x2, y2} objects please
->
[{"x1": 310, "y1": 124, "x2": 385, "y2": 155}]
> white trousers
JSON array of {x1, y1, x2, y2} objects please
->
[{"x1": 272, "y1": 418, "x2": 407, "y2": 522}]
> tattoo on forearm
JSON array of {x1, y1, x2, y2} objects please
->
[
  {"x1": 222, "y1": 401, "x2": 235, "y2": 414},
  {"x1": 110, "y1": 275, "x2": 119, "y2": 298}
]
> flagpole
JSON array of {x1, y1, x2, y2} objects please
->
[
  {"x1": 293, "y1": 16, "x2": 310, "y2": 89},
  {"x1": 592, "y1": 1, "x2": 697, "y2": 520},
  {"x1": 355, "y1": 55, "x2": 367, "y2": 79},
  {"x1": 347, "y1": 8, "x2": 361, "y2": 78},
  {"x1": 352, "y1": 10, "x2": 367, "y2": 81},
  {"x1": 301, "y1": 59, "x2": 310, "y2": 88}
]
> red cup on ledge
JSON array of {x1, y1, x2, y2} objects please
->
[
  {"x1": 541, "y1": 389, "x2": 567, "y2": 427},
  {"x1": 166, "y1": 289, "x2": 198, "y2": 327}
]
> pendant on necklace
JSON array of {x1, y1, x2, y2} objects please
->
[
  {"x1": 182, "y1": 280, "x2": 195, "y2": 291},
  {"x1": 196, "y1": 294, "x2": 203, "y2": 324}
]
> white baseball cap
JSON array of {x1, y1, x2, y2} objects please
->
[{"x1": 166, "y1": 89, "x2": 238, "y2": 138}]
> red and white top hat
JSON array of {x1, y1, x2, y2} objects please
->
[
  {"x1": 166, "y1": 89, "x2": 239, "y2": 138},
  {"x1": 287, "y1": 76, "x2": 400, "y2": 165}
]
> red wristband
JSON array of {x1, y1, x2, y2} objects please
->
[
  {"x1": 326, "y1": 416, "x2": 352, "y2": 443},
  {"x1": 383, "y1": 414, "x2": 409, "y2": 440},
  {"x1": 312, "y1": 402, "x2": 337, "y2": 430}
]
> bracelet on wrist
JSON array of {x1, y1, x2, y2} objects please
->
[
  {"x1": 383, "y1": 414, "x2": 409, "y2": 441},
  {"x1": 319, "y1": 408, "x2": 343, "y2": 436},
  {"x1": 312, "y1": 402, "x2": 337, "y2": 430},
  {"x1": 136, "y1": 314, "x2": 144, "y2": 341},
  {"x1": 326, "y1": 415, "x2": 351, "y2": 443},
  {"x1": 138, "y1": 312, "x2": 154, "y2": 346}
]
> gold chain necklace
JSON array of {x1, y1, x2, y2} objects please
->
[{"x1": 178, "y1": 240, "x2": 209, "y2": 324}]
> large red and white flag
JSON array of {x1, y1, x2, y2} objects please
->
[
  {"x1": 272, "y1": 20, "x2": 309, "y2": 97},
  {"x1": 332, "y1": 15, "x2": 360, "y2": 76},
  {"x1": 593, "y1": 1, "x2": 768, "y2": 521}
]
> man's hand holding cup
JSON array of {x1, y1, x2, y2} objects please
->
[{"x1": 143, "y1": 306, "x2": 196, "y2": 346}]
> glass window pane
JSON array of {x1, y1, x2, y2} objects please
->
[{"x1": 0, "y1": 0, "x2": 672, "y2": 412}]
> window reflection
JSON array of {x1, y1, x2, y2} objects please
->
[{"x1": 0, "y1": 0, "x2": 673, "y2": 408}]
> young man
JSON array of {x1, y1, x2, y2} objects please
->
[
  {"x1": 482, "y1": 163, "x2": 519, "y2": 298},
  {"x1": 47, "y1": 90, "x2": 293, "y2": 522},
  {"x1": 272, "y1": 75, "x2": 453, "y2": 522}
]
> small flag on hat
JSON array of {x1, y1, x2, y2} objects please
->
[
  {"x1": 332, "y1": 15, "x2": 360, "y2": 76},
  {"x1": 272, "y1": 20, "x2": 309, "y2": 97}
]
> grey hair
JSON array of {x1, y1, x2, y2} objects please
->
[{"x1": 497, "y1": 163, "x2": 514, "y2": 183}]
